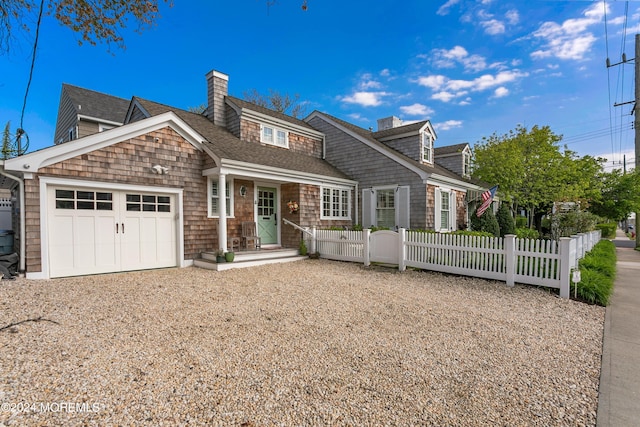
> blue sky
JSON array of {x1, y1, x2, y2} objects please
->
[{"x1": 0, "y1": 0, "x2": 637, "y2": 170}]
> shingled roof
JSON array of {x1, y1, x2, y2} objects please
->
[
  {"x1": 134, "y1": 98, "x2": 351, "y2": 181},
  {"x1": 309, "y1": 111, "x2": 472, "y2": 183},
  {"x1": 435, "y1": 143, "x2": 469, "y2": 156},
  {"x1": 63, "y1": 84, "x2": 130, "y2": 123}
]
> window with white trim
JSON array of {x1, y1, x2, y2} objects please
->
[
  {"x1": 376, "y1": 189, "x2": 395, "y2": 228},
  {"x1": 422, "y1": 132, "x2": 433, "y2": 164},
  {"x1": 321, "y1": 187, "x2": 351, "y2": 219},
  {"x1": 209, "y1": 178, "x2": 234, "y2": 217},
  {"x1": 463, "y1": 151, "x2": 471, "y2": 177},
  {"x1": 261, "y1": 124, "x2": 289, "y2": 148},
  {"x1": 440, "y1": 190, "x2": 450, "y2": 230}
]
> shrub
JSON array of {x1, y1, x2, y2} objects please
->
[
  {"x1": 451, "y1": 230, "x2": 495, "y2": 238},
  {"x1": 596, "y1": 222, "x2": 616, "y2": 239},
  {"x1": 573, "y1": 240, "x2": 616, "y2": 306},
  {"x1": 551, "y1": 210, "x2": 600, "y2": 239},
  {"x1": 516, "y1": 216, "x2": 528, "y2": 228},
  {"x1": 496, "y1": 203, "x2": 515, "y2": 237},
  {"x1": 515, "y1": 227, "x2": 540, "y2": 239},
  {"x1": 470, "y1": 207, "x2": 500, "y2": 237}
]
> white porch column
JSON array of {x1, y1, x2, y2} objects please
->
[{"x1": 218, "y1": 173, "x2": 228, "y2": 252}]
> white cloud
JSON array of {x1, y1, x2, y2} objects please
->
[
  {"x1": 481, "y1": 19, "x2": 506, "y2": 35},
  {"x1": 418, "y1": 70, "x2": 528, "y2": 102},
  {"x1": 380, "y1": 69, "x2": 391, "y2": 77},
  {"x1": 437, "y1": 0, "x2": 460, "y2": 16},
  {"x1": 341, "y1": 91, "x2": 389, "y2": 107},
  {"x1": 417, "y1": 75, "x2": 447, "y2": 90},
  {"x1": 435, "y1": 120, "x2": 463, "y2": 131},
  {"x1": 493, "y1": 87, "x2": 509, "y2": 98},
  {"x1": 506, "y1": 9, "x2": 519, "y2": 25},
  {"x1": 359, "y1": 73, "x2": 382, "y2": 90},
  {"x1": 530, "y1": 2, "x2": 604, "y2": 60},
  {"x1": 400, "y1": 103, "x2": 434, "y2": 116},
  {"x1": 429, "y1": 46, "x2": 489, "y2": 72},
  {"x1": 432, "y1": 91, "x2": 458, "y2": 102}
]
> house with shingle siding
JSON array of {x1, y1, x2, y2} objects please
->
[
  {"x1": 305, "y1": 112, "x2": 485, "y2": 232},
  {"x1": 2, "y1": 70, "x2": 355, "y2": 279}
]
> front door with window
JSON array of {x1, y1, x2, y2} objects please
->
[{"x1": 257, "y1": 186, "x2": 278, "y2": 245}]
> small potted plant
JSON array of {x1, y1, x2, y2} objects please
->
[
  {"x1": 225, "y1": 251, "x2": 235, "y2": 263},
  {"x1": 215, "y1": 249, "x2": 226, "y2": 263}
]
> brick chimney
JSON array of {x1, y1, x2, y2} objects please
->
[
  {"x1": 205, "y1": 69, "x2": 228, "y2": 127},
  {"x1": 377, "y1": 116, "x2": 403, "y2": 131}
]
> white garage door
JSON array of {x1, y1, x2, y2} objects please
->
[{"x1": 48, "y1": 187, "x2": 177, "y2": 278}]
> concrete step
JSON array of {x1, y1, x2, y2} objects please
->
[{"x1": 195, "y1": 249, "x2": 306, "y2": 271}]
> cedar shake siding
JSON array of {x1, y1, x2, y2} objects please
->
[
  {"x1": 307, "y1": 115, "x2": 427, "y2": 229},
  {"x1": 25, "y1": 127, "x2": 213, "y2": 273},
  {"x1": 377, "y1": 134, "x2": 421, "y2": 163}
]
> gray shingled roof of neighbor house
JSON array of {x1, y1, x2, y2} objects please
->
[
  {"x1": 63, "y1": 84, "x2": 130, "y2": 123},
  {"x1": 435, "y1": 143, "x2": 469, "y2": 156},
  {"x1": 134, "y1": 98, "x2": 352, "y2": 181},
  {"x1": 309, "y1": 111, "x2": 474, "y2": 183}
]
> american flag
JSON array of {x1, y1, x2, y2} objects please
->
[{"x1": 476, "y1": 185, "x2": 498, "y2": 217}]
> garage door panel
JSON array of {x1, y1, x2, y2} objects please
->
[{"x1": 48, "y1": 187, "x2": 177, "y2": 278}]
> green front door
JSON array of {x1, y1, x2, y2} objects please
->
[{"x1": 257, "y1": 187, "x2": 278, "y2": 245}]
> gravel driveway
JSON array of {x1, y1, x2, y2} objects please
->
[{"x1": 1, "y1": 259, "x2": 604, "y2": 426}]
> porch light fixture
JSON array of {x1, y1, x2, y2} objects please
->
[{"x1": 239, "y1": 185, "x2": 247, "y2": 197}]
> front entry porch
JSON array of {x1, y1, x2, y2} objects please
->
[{"x1": 194, "y1": 247, "x2": 305, "y2": 271}]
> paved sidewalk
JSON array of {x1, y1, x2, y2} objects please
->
[{"x1": 597, "y1": 229, "x2": 640, "y2": 427}]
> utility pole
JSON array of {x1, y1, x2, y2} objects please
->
[{"x1": 635, "y1": 34, "x2": 639, "y2": 247}]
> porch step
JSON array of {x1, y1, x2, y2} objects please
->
[{"x1": 195, "y1": 248, "x2": 306, "y2": 271}]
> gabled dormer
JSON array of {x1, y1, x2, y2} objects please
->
[
  {"x1": 434, "y1": 143, "x2": 472, "y2": 179},
  {"x1": 203, "y1": 69, "x2": 325, "y2": 158},
  {"x1": 372, "y1": 116, "x2": 437, "y2": 165}
]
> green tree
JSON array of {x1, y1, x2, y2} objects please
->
[
  {"x1": 243, "y1": 89, "x2": 307, "y2": 118},
  {"x1": 588, "y1": 169, "x2": 640, "y2": 222},
  {"x1": 1, "y1": 0, "x2": 171, "y2": 53},
  {"x1": 472, "y1": 125, "x2": 604, "y2": 229},
  {"x1": 496, "y1": 202, "x2": 515, "y2": 237},
  {"x1": 1, "y1": 121, "x2": 12, "y2": 159}
]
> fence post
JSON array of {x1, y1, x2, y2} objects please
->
[
  {"x1": 363, "y1": 228, "x2": 371, "y2": 267},
  {"x1": 559, "y1": 237, "x2": 574, "y2": 299},
  {"x1": 398, "y1": 228, "x2": 406, "y2": 272},
  {"x1": 504, "y1": 234, "x2": 516, "y2": 287},
  {"x1": 311, "y1": 227, "x2": 317, "y2": 254}
]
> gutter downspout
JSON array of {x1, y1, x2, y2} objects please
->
[{"x1": 0, "y1": 168, "x2": 25, "y2": 274}]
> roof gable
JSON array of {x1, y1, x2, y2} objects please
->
[
  {"x1": 63, "y1": 84, "x2": 130, "y2": 124},
  {"x1": 5, "y1": 112, "x2": 205, "y2": 173}
]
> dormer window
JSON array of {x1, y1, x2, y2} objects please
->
[
  {"x1": 463, "y1": 151, "x2": 471, "y2": 177},
  {"x1": 261, "y1": 124, "x2": 289, "y2": 148},
  {"x1": 422, "y1": 133, "x2": 433, "y2": 164}
]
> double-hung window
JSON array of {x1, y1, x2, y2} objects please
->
[
  {"x1": 321, "y1": 187, "x2": 350, "y2": 219},
  {"x1": 261, "y1": 124, "x2": 289, "y2": 148},
  {"x1": 422, "y1": 132, "x2": 433, "y2": 164},
  {"x1": 440, "y1": 190, "x2": 450, "y2": 230},
  {"x1": 376, "y1": 189, "x2": 395, "y2": 229},
  {"x1": 463, "y1": 151, "x2": 471, "y2": 177},
  {"x1": 209, "y1": 178, "x2": 233, "y2": 217}
]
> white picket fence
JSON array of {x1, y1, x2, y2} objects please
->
[{"x1": 312, "y1": 228, "x2": 601, "y2": 299}]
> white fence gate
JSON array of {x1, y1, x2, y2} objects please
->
[{"x1": 312, "y1": 228, "x2": 601, "y2": 299}]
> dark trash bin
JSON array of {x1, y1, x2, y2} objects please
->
[
  {"x1": 0, "y1": 230, "x2": 14, "y2": 255},
  {"x1": 0, "y1": 252, "x2": 18, "y2": 279}
]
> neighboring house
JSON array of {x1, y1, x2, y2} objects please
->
[
  {"x1": 305, "y1": 112, "x2": 485, "y2": 232},
  {"x1": 2, "y1": 70, "x2": 355, "y2": 279},
  {"x1": 53, "y1": 84, "x2": 130, "y2": 144}
]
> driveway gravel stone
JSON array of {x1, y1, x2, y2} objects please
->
[{"x1": 0, "y1": 260, "x2": 604, "y2": 426}]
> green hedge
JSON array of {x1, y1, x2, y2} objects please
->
[
  {"x1": 515, "y1": 227, "x2": 540, "y2": 239},
  {"x1": 572, "y1": 240, "x2": 616, "y2": 306},
  {"x1": 596, "y1": 222, "x2": 616, "y2": 239}
]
